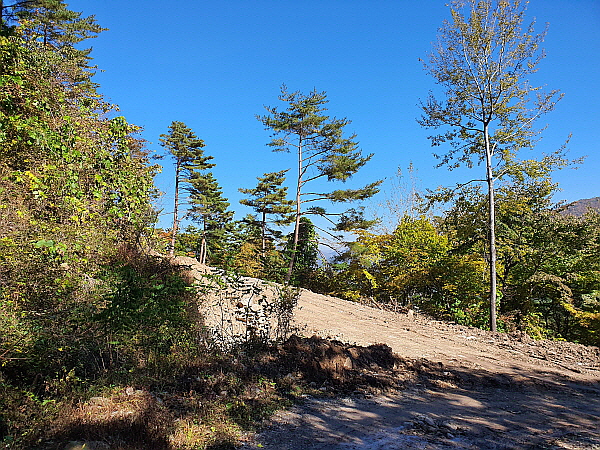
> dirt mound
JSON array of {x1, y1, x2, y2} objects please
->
[
  {"x1": 256, "y1": 335, "x2": 414, "y2": 394},
  {"x1": 281, "y1": 335, "x2": 398, "y2": 378},
  {"x1": 292, "y1": 290, "x2": 600, "y2": 385}
]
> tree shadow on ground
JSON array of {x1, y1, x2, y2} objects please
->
[
  {"x1": 39, "y1": 390, "x2": 172, "y2": 450},
  {"x1": 244, "y1": 335, "x2": 600, "y2": 449},
  {"x1": 38, "y1": 335, "x2": 600, "y2": 450}
]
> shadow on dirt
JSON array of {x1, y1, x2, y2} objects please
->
[
  {"x1": 40, "y1": 390, "x2": 172, "y2": 450},
  {"x1": 243, "y1": 336, "x2": 600, "y2": 450},
  {"x1": 41, "y1": 335, "x2": 600, "y2": 450}
]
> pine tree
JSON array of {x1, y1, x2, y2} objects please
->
[
  {"x1": 17, "y1": 0, "x2": 105, "y2": 46},
  {"x1": 239, "y1": 170, "x2": 294, "y2": 258},
  {"x1": 159, "y1": 121, "x2": 214, "y2": 256},
  {"x1": 188, "y1": 171, "x2": 234, "y2": 265},
  {"x1": 12, "y1": 0, "x2": 106, "y2": 91},
  {"x1": 283, "y1": 217, "x2": 319, "y2": 287},
  {"x1": 258, "y1": 85, "x2": 382, "y2": 284},
  {"x1": 1, "y1": 0, "x2": 35, "y2": 27}
]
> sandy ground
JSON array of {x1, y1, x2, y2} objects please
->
[{"x1": 241, "y1": 290, "x2": 600, "y2": 449}]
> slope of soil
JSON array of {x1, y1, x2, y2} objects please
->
[
  {"x1": 242, "y1": 290, "x2": 600, "y2": 449},
  {"x1": 292, "y1": 290, "x2": 599, "y2": 384}
]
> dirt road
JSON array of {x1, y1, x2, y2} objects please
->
[{"x1": 242, "y1": 290, "x2": 600, "y2": 449}]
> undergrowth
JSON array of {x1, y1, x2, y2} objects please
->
[
  {"x1": 0, "y1": 245, "x2": 372, "y2": 449},
  {"x1": 1, "y1": 329, "x2": 413, "y2": 449}
]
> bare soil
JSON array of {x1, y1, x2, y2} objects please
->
[{"x1": 242, "y1": 290, "x2": 600, "y2": 449}]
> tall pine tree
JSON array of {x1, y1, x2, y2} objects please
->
[
  {"x1": 188, "y1": 171, "x2": 234, "y2": 265},
  {"x1": 159, "y1": 121, "x2": 214, "y2": 255},
  {"x1": 258, "y1": 85, "x2": 381, "y2": 284}
]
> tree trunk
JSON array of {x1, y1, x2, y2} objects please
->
[
  {"x1": 261, "y1": 210, "x2": 267, "y2": 259},
  {"x1": 484, "y1": 124, "x2": 498, "y2": 332},
  {"x1": 199, "y1": 220, "x2": 207, "y2": 265},
  {"x1": 199, "y1": 236, "x2": 206, "y2": 265},
  {"x1": 284, "y1": 139, "x2": 303, "y2": 285},
  {"x1": 170, "y1": 164, "x2": 180, "y2": 257}
]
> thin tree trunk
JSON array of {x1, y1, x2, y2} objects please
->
[
  {"x1": 170, "y1": 164, "x2": 180, "y2": 257},
  {"x1": 284, "y1": 139, "x2": 303, "y2": 285},
  {"x1": 199, "y1": 237, "x2": 206, "y2": 265},
  {"x1": 199, "y1": 220, "x2": 207, "y2": 265},
  {"x1": 484, "y1": 124, "x2": 498, "y2": 332},
  {"x1": 261, "y1": 210, "x2": 267, "y2": 258}
]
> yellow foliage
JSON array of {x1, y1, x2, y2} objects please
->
[{"x1": 232, "y1": 241, "x2": 262, "y2": 278}]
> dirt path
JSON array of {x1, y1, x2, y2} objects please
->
[{"x1": 242, "y1": 290, "x2": 600, "y2": 449}]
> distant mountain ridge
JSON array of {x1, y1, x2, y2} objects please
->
[{"x1": 562, "y1": 197, "x2": 600, "y2": 217}]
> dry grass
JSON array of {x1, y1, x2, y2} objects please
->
[{"x1": 7, "y1": 335, "x2": 424, "y2": 450}]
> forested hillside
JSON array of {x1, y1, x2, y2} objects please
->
[
  {"x1": 563, "y1": 197, "x2": 600, "y2": 217},
  {"x1": 0, "y1": 2, "x2": 203, "y2": 447}
]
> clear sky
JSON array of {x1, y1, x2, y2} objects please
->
[{"x1": 70, "y1": 0, "x2": 599, "y2": 230}]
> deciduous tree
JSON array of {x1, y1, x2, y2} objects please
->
[
  {"x1": 440, "y1": 177, "x2": 600, "y2": 340},
  {"x1": 419, "y1": 0, "x2": 570, "y2": 331},
  {"x1": 0, "y1": 0, "x2": 164, "y2": 398}
]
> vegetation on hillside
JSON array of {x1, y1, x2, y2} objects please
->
[
  {"x1": 0, "y1": 1, "x2": 201, "y2": 447},
  {"x1": 563, "y1": 197, "x2": 600, "y2": 217}
]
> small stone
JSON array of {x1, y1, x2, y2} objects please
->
[
  {"x1": 423, "y1": 416, "x2": 436, "y2": 427},
  {"x1": 441, "y1": 421, "x2": 458, "y2": 431},
  {"x1": 64, "y1": 442, "x2": 86, "y2": 450},
  {"x1": 64, "y1": 442, "x2": 107, "y2": 450}
]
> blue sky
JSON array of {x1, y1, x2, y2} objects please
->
[{"x1": 71, "y1": 0, "x2": 599, "y2": 230}]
